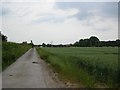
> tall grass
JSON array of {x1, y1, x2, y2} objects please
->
[
  {"x1": 2, "y1": 42, "x2": 31, "y2": 70},
  {"x1": 0, "y1": 41, "x2": 1, "y2": 72},
  {"x1": 37, "y1": 47, "x2": 119, "y2": 87}
]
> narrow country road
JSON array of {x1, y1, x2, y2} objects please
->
[{"x1": 2, "y1": 48, "x2": 65, "y2": 88}]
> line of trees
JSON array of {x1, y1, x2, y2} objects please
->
[
  {"x1": 73, "y1": 36, "x2": 120, "y2": 47},
  {"x1": 1, "y1": 33, "x2": 119, "y2": 47},
  {"x1": 40, "y1": 36, "x2": 120, "y2": 47},
  {"x1": 38, "y1": 43, "x2": 71, "y2": 47}
]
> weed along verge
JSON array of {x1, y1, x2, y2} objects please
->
[
  {"x1": 2, "y1": 42, "x2": 31, "y2": 70},
  {"x1": 37, "y1": 47, "x2": 118, "y2": 88}
]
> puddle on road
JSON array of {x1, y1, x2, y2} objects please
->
[
  {"x1": 32, "y1": 61, "x2": 39, "y2": 64},
  {"x1": 9, "y1": 75, "x2": 13, "y2": 76}
]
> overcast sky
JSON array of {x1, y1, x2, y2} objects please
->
[{"x1": 0, "y1": 0, "x2": 119, "y2": 45}]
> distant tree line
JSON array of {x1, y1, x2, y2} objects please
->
[
  {"x1": 73, "y1": 36, "x2": 120, "y2": 47},
  {"x1": 1, "y1": 33, "x2": 119, "y2": 47},
  {"x1": 38, "y1": 43, "x2": 71, "y2": 47},
  {"x1": 40, "y1": 36, "x2": 120, "y2": 47}
]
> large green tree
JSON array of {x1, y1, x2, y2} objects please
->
[
  {"x1": 89, "y1": 36, "x2": 100, "y2": 46},
  {"x1": 2, "y1": 34, "x2": 7, "y2": 42}
]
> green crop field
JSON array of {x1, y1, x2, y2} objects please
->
[
  {"x1": 37, "y1": 47, "x2": 119, "y2": 87},
  {"x1": 2, "y1": 42, "x2": 31, "y2": 70}
]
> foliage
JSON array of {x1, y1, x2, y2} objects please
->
[
  {"x1": 2, "y1": 42, "x2": 31, "y2": 70},
  {"x1": 1, "y1": 34, "x2": 7, "y2": 42},
  {"x1": 42, "y1": 43, "x2": 46, "y2": 47},
  {"x1": 73, "y1": 36, "x2": 120, "y2": 47},
  {"x1": 39, "y1": 36, "x2": 120, "y2": 47}
]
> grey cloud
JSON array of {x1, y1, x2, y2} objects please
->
[
  {"x1": 32, "y1": 13, "x2": 65, "y2": 24},
  {"x1": 1, "y1": 7, "x2": 10, "y2": 16},
  {"x1": 55, "y1": 2, "x2": 118, "y2": 20}
]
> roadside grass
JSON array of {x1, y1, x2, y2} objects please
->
[
  {"x1": 2, "y1": 42, "x2": 31, "y2": 70},
  {"x1": 0, "y1": 42, "x2": 1, "y2": 72},
  {"x1": 37, "y1": 47, "x2": 119, "y2": 87}
]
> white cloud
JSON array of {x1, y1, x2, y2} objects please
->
[
  {"x1": 1, "y1": 1, "x2": 118, "y2": 44},
  {"x1": 2, "y1": 0, "x2": 119, "y2": 2},
  {"x1": 2, "y1": 2, "x2": 79, "y2": 24}
]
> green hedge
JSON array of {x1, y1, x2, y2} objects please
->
[{"x1": 2, "y1": 42, "x2": 31, "y2": 70}]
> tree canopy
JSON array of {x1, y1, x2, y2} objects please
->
[
  {"x1": 73, "y1": 36, "x2": 119, "y2": 47},
  {"x1": 1, "y1": 33, "x2": 7, "y2": 42}
]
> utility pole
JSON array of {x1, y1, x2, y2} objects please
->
[{"x1": 50, "y1": 41, "x2": 53, "y2": 47}]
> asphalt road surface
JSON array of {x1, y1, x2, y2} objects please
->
[{"x1": 2, "y1": 48, "x2": 65, "y2": 88}]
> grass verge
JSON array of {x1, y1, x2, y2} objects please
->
[{"x1": 2, "y1": 42, "x2": 31, "y2": 70}]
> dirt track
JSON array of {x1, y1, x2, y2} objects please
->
[{"x1": 2, "y1": 48, "x2": 65, "y2": 88}]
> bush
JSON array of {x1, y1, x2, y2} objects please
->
[{"x1": 2, "y1": 42, "x2": 31, "y2": 70}]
